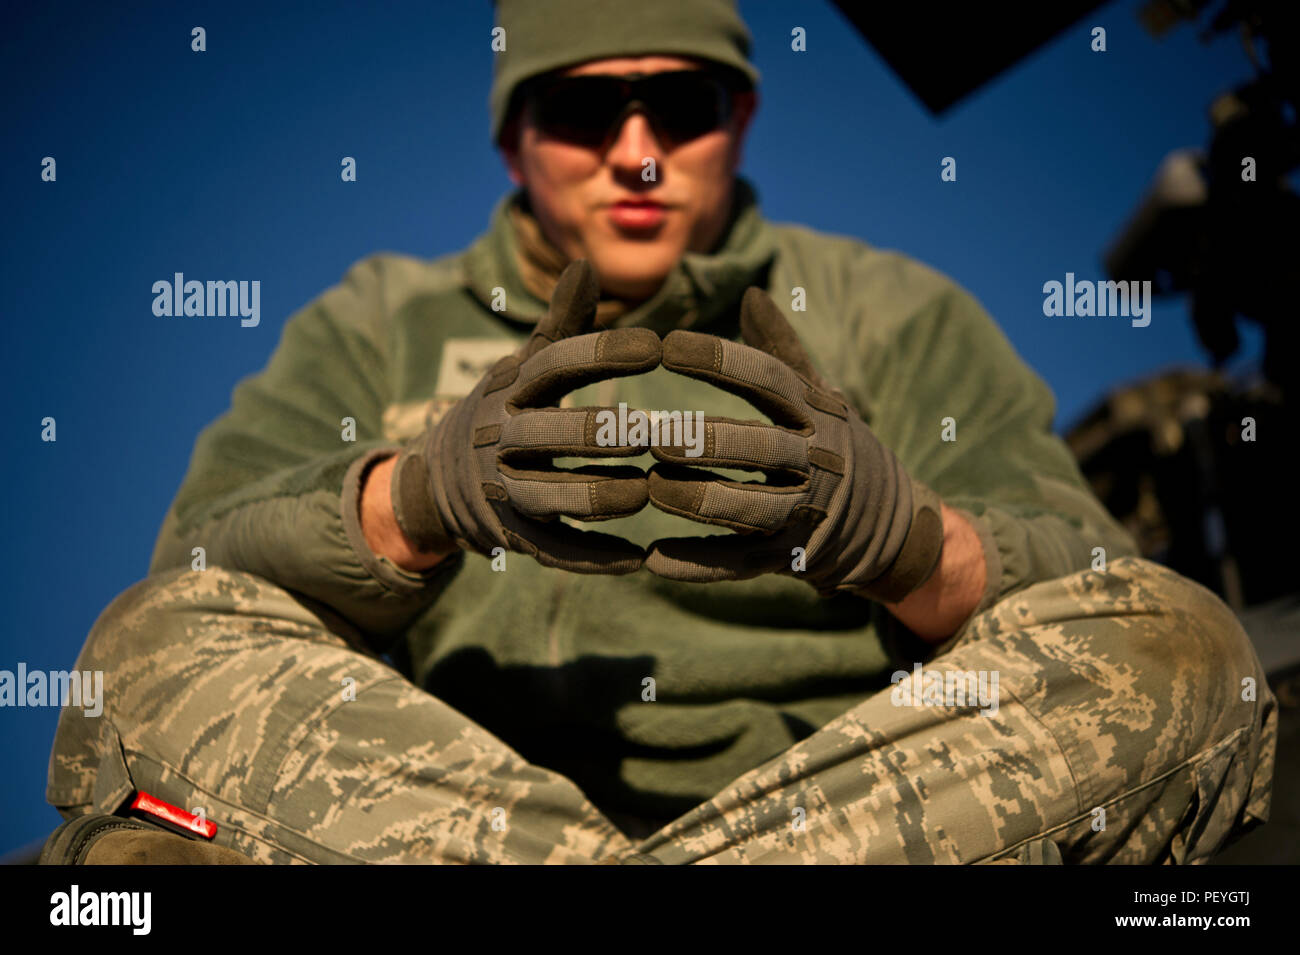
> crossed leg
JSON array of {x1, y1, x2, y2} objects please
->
[
  {"x1": 47, "y1": 558, "x2": 1276, "y2": 864},
  {"x1": 615, "y1": 557, "x2": 1277, "y2": 864},
  {"x1": 47, "y1": 566, "x2": 632, "y2": 864}
]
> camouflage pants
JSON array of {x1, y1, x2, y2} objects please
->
[{"x1": 47, "y1": 556, "x2": 1276, "y2": 864}]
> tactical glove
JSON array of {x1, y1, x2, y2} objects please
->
[
  {"x1": 644, "y1": 286, "x2": 944, "y2": 601},
  {"x1": 390, "y1": 260, "x2": 660, "y2": 574}
]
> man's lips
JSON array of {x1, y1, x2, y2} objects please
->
[{"x1": 608, "y1": 199, "x2": 668, "y2": 230}]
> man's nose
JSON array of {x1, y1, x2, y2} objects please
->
[{"x1": 606, "y1": 111, "x2": 664, "y2": 173}]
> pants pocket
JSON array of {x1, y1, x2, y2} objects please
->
[{"x1": 1169, "y1": 725, "x2": 1253, "y2": 864}]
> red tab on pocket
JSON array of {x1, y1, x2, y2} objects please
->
[{"x1": 128, "y1": 791, "x2": 217, "y2": 840}]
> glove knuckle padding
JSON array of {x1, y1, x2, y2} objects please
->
[
  {"x1": 646, "y1": 285, "x2": 944, "y2": 596},
  {"x1": 661, "y1": 330, "x2": 722, "y2": 373},
  {"x1": 511, "y1": 334, "x2": 600, "y2": 407},
  {"x1": 718, "y1": 343, "x2": 810, "y2": 423},
  {"x1": 712, "y1": 420, "x2": 808, "y2": 472},
  {"x1": 513, "y1": 328, "x2": 660, "y2": 409},
  {"x1": 486, "y1": 342, "x2": 649, "y2": 525},
  {"x1": 665, "y1": 333, "x2": 813, "y2": 431},
  {"x1": 699, "y1": 481, "x2": 805, "y2": 531},
  {"x1": 498, "y1": 471, "x2": 592, "y2": 518},
  {"x1": 392, "y1": 259, "x2": 648, "y2": 572},
  {"x1": 649, "y1": 417, "x2": 810, "y2": 474},
  {"x1": 498, "y1": 407, "x2": 589, "y2": 455}
]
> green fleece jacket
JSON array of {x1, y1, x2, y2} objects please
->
[{"x1": 150, "y1": 177, "x2": 1138, "y2": 824}]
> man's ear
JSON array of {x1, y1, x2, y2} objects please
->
[
  {"x1": 728, "y1": 89, "x2": 758, "y2": 172},
  {"x1": 499, "y1": 114, "x2": 525, "y2": 186},
  {"x1": 502, "y1": 149, "x2": 524, "y2": 187}
]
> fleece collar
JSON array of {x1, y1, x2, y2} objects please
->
[{"x1": 463, "y1": 176, "x2": 777, "y2": 338}]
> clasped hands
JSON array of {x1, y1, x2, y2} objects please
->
[{"x1": 392, "y1": 260, "x2": 945, "y2": 603}]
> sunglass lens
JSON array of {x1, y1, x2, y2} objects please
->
[
  {"x1": 642, "y1": 73, "x2": 731, "y2": 143},
  {"x1": 529, "y1": 78, "x2": 625, "y2": 147}
]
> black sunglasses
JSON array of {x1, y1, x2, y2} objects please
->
[{"x1": 522, "y1": 70, "x2": 739, "y2": 149}]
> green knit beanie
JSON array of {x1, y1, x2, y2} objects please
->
[{"x1": 490, "y1": 0, "x2": 760, "y2": 144}]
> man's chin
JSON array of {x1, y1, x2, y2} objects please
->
[{"x1": 590, "y1": 251, "x2": 679, "y2": 302}]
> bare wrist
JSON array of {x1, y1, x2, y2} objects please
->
[
  {"x1": 360, "y1": 454, "x2": 453, "y2": 572},
  {"x1": 883, "y1": 503, "x2": 986, "y2": 643}
]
